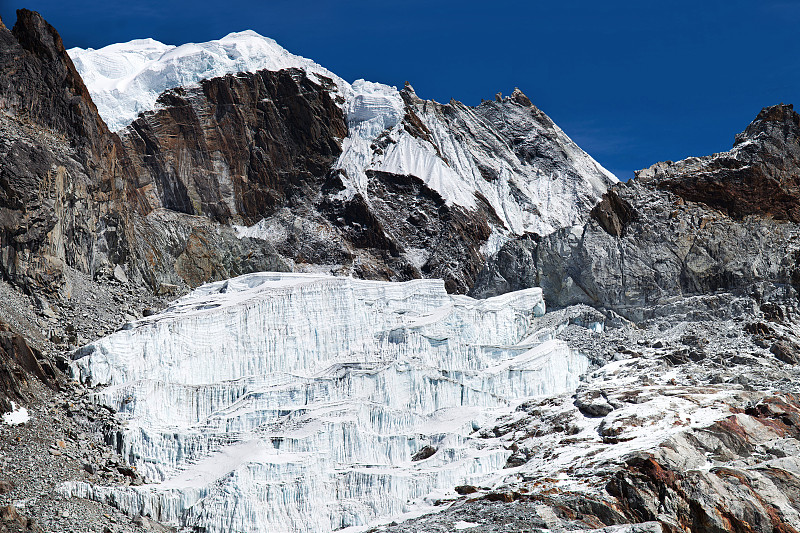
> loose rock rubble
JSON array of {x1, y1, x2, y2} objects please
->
[
  {"x1": 378, "y1": 293, "x2": 800, "y2": 532},
  {"x1": 0, "y1": 267, "x2": 175, "y2": 533},
  {"x1": 0, "y1": 380, "x2": 171, "y2": 533}
]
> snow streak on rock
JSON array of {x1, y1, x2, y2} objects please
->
[
  {"x1": 335, "y1": 84, "x2": 618, "y2": 240},
  {"x1": 65, "y1": 273, "x2": 587, "y2": 533}
]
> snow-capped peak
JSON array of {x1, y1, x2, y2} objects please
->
[
  {"x1": 70, "y1": 29, "x2": 617, "y2": 245},
  {"x1": 68, "y1": 31, "x2": 348, "y2": 131}
]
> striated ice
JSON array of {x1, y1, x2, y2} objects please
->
[{"x1": 64, "y1": 273, "x2": 587, "y2": 532}]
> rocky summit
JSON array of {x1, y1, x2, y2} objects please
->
[{"x1": 1, "y1": 8, "x2": 800, "y2": 533}]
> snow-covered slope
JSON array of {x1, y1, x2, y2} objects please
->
[
  {"x1": 65, "y1": 273, "x2": 587, "y2": 533},
  {"x1": 337, "y1": 85, "x2": 618, "y2": 238},
  {"x1": 69, "y1": 31, "x2": 617, "y2": 248},
  {"x1": 68, "y1": 31, "x2": 347, "y2": 131}
]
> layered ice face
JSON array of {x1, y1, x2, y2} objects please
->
[{"x1": 66, "y1": 273, "x2": 588, "y2": 532}]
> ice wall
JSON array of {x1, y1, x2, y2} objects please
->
[{"x1": 66, "y1": 273, "x2": 587, "y2": 532}]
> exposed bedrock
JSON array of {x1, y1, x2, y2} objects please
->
[
  {"x1": 0, "y1": 10, "x2": 134, "y2": 295},
  {"x1": 120, "y1": 67, "x2": 347, "y2": 224},
  {"x1": 472, "y1": 104, "x2": 800, "y2": 320},
  {"x1": 0, "y1": 319, "x2": 57, "y2": 413}
]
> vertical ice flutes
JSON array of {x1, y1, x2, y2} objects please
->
[{"x1": 66, "y1": 273, "x2": 587, "y2": 532}]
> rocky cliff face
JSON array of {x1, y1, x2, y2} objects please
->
[
  {"x1": 0, "y1": 10, "x2": 133, "y2": 295},
  {"x1": 118, "y1": 75, "x2": 616, "y2": 293},
  {"x1": 646, "y1": 103, "x2": 800, "y2": 222},
  {"x1": 473, "y1": 104, "x2": 800, "y2": 319},
  {"x1": 121, "y1": 68, "x2": 347, "y2": 224},
  {"x1": 0, "y1": 11, "x2": 308, "y2": 299}
]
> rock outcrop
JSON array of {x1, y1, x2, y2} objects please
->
[
  {"x1": 472, "y1": 104, "x2": 800, "y2": 319},
  {"x1": 646, "y1": 103, "x2": 800, "y2": 222},
  {"x1": 0, "y1": 320, "x2": 56, "y2": 413},
  {"x1": 0, "y1": 9, "x2": 133, "y2": 295},
  {"x1": 121, "y1": 68, "x2": 347, "y2": 224}
]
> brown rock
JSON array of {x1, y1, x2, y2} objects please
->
[
  {"x1": 0, "y1": 319, "x2": 55, "y2": 412},
  {"x1": 120, "y1": 68, "x2": 347, "y2": 225},
  {"x1": 0, "y1": 9, "x2": 137, "y2": 294},
  {"x1": 771, "y1": 341, "x2": 800, "y2": 364},
  {"x1": 590, "y1": 190, "x2": 636, "y2": 237},
  {"x1": 640, "y1": 104, "x2": 800, "y2": 222}
]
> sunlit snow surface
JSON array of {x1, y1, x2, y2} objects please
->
[
  {"x1": 65, "y1": 273, "x2": 587, "y2": 532},
  {"x1": 69, "y1": 32, "x2": 616, "y2": 242},
  {"x1": 1, "y1": 401, "x2": 30, "y2": 425},
  {"x1": 67, "y1": 31, "x2": 347, "y2": 132}
]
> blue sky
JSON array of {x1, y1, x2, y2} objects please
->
[{"x1": 2, "y1": 1, "x2": 798, "y2": 179}]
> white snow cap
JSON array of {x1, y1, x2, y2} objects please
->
[{"x1": 68, "y1": 31, "x2": 347, "y2": 131}]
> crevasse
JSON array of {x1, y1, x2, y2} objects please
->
[{"x1": 64, "y1": 273, "x2": 587, "y2": 532}]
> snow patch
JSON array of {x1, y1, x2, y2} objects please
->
[{"x1": 2, "y1": 402, "x2": 30, "y2": 425}]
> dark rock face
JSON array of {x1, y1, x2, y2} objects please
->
[
  {"x1": 322, "y1": 170, "x2": 492, "y2": 292},
  {"x1": 0, "y1": 9, "x2": 111, "y2": 154},
  {"x1": 590, "y1": 189, "x2": 636, "y2": 237},
  {"x1": 0, "y1": 9, "x2": 133, "y2": 294},
  {"x1": 645, "y1": 103, "x2": 800, "y2": 222},
  {"x1": 468, "y1": 234, "x2": 539, "y2": 299},
  {"x1": 130, "y1": 209, "x2": 291, "y2": 289},
  {"x1": 0, "y1": 320, "x2": 56, "y2": 413},
  {"x1": 0, "y1": 10, "x2": 302, "y2": 297},
  {"x1": 121, "y1": 68, "x2": 347, "y2": 224},
  {"x1": 473, "y1": 104, "x2": 800, "y2": 320},
  {"x1": 120, "y1": 73, "x2": 504, "y2": 292}
]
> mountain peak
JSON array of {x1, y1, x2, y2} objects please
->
[
  {"x1": 737, "y1": 103, "x2": 800, "y2": 146},
  {"x1": 67, "y1": 28, "x2": 345, "y2": 131},
  {"x1": 1, "y1": 9, "x2": 108, "y2": 144},
  {"x1": 12, "y1": 8, "x2": 63, "y2": 61},
  {"x1": 636, "y1": 102, "x2": 800, "y2": 222},
  {"x1": 511, "y1": 87, "x2": 532, "y2": 107}
]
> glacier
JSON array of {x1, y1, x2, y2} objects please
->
[{"x1": 65, "y1": 273, "x2": 588, "y2": 532}]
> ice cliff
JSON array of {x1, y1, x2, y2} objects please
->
[{"x1": 66, "y1": 273, "x2": 587, "y2": 532}]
